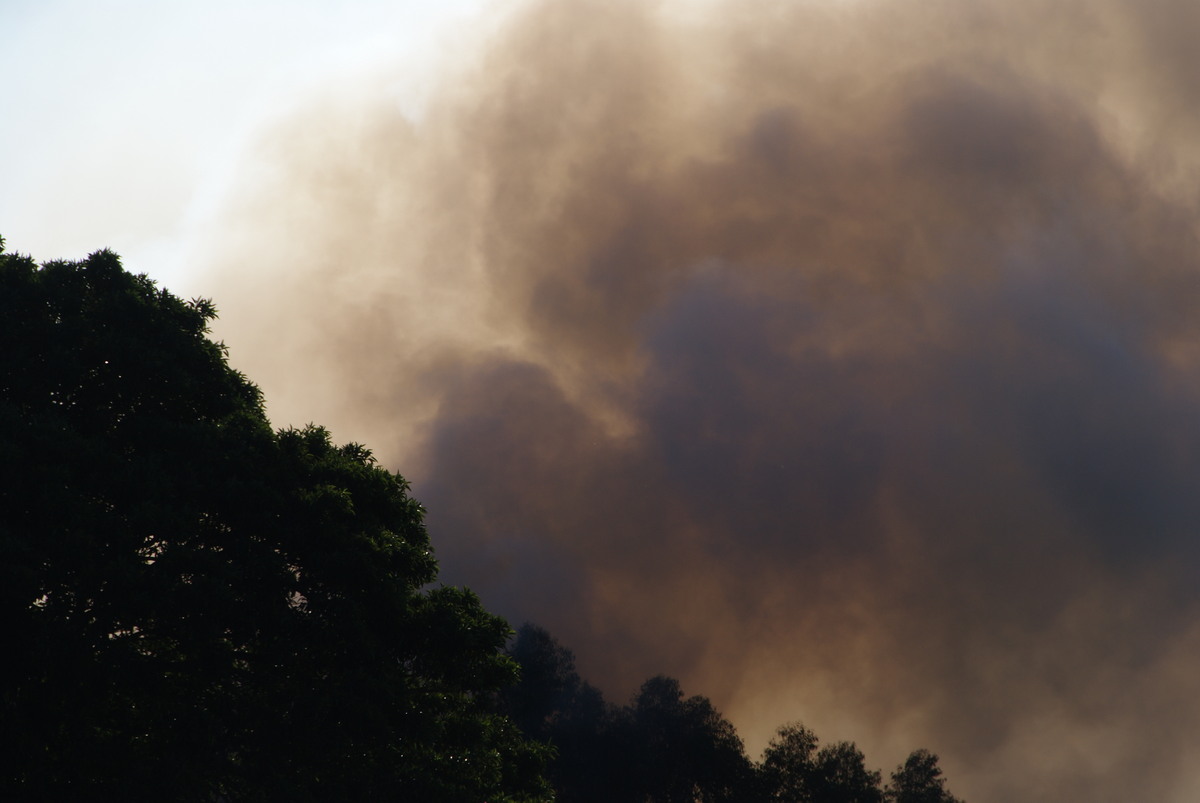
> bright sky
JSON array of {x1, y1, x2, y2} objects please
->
[{"x1": 1, "y1": 0, "x2": 493, "y2": 292}]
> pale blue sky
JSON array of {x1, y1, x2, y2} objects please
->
[{"x1": 1, "y1": 0, "x2": 494, "y2": 290}]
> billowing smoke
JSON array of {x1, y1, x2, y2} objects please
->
[{"x1": 196, "y1": 0, "x2": 1200, "y2": 799}]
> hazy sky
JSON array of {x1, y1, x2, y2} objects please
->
[
  {"x1": 10, "y1": 2, "x2": 1200, "y2": 801},
  {"x1": 1, "y1": 0, "x2": 489, "y2": 288}
]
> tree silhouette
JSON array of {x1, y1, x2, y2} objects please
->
[
  {"x1": 499, "y1": 622, "x2": 968, "y2": 803},
  {"x1": 762, "y1": 723, "x2": 822, "y2": 801},
  {"x1": 501, "y1": 627, "x2": 761, "y2": 803},
  {"x1": 0, "y1": 240, "x2": 549, "y2": 801},
  {"x1": 808, "y1": 742, "x2": 884, "y2": 803},
  {"x1": 885, "y1": 750, "x2": 963, "y2": 803},
  {"x1": 503, "y1": 622, "x2": 587, "y2": 739},
  {"x1": 619, "y1": 675, "x2": 757, "y2": 803},
  {"x1": 762, "y1": 723, "x2": 883, "y2": 803},
  {"x1": 501, "y1": 624, "x2": 621, "y2": 802}
]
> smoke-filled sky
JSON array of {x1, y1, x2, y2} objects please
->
[
  {"x1": 12, "y1": 0, "x2": 1200, "y2": 800},
  {"x1": 0, "y1": 0, "x2": 486, "y2": 289}
]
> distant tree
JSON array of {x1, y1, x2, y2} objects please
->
[
  {"x1": 885, "y1": 750, "x2": 963, "y2": 803},
  {"x1": 497, "y1": 620, "x2": 968, "y2": 803},
  {"x1": 761, "y1": 723, "x2": 821, "y2": 801},
  {"x1": 627, "y1": 675, "x2": 759, "y2": 803},
  {"x1": 0, "y1": 240, "x2": 549, "y2": 801},
  {"x1": 503, "y1": 622, "x2": 586, "y2": 739},
  {"x1": 501, "y1": 623, "x2": 622, "y2": 802},
  {"x1": 808, "y1": 742, "x2": 884, "y2": 803},
  {"x1": 762, "y1": 723, "x2": 883, "y2": 803},
  {"x1": 501, "y1": 624, "x2": 761, "y2": 803}
]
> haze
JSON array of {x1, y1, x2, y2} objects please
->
[{"x1": 14, "y1": 1, "x2": 1200, "y2": 800}]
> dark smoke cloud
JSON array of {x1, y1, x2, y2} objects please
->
[{"x1": 197, "y1": 0, "x2": 1200, "y2": 799}]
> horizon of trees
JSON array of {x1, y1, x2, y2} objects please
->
[
  {"x1": 1, "y1": 236, "x2": 963, "y2": 801},
  {"x1": 500, "y1": 622, "x2": 965, "y2": 803}
]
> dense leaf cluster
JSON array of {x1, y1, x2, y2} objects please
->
[
  {"x1": 500, "y1": 624, "x2": 965, "y2": 803},
  {"x1": 0, "y1": 240, "x2": 549, "y2": 801}
]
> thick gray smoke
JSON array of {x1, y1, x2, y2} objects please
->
[{"x1": 198, "y1": 1, "x2": 1200, "y2": 799}]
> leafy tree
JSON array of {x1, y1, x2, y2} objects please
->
[
  {"x1": 503, "y1": 622, "x2": 587, "y2": 740},
  {"x1": 0, "y1": 239, "x2": 550, "y2": 801},
  {"x1": 501, "y1": 624, "x2": 620, "y2": 802},
  {"x1": 885, "y1": 750, "x2": 963, "y2": 803},
  {"x1": 626, "y1": 675, "x2": 758, "y2": 803},
  {"x1": 498, "y1": 622, "x2": 967, "y2": 803},
  {"x1": 762, "y1": 723, "x2": 883, "y2": 803},
  {"x1": 808, "y1": 742, "x2": 884, "y2": 803},
  {"x1": 761, "y1": 723, "x2": 821, "y2": 801},
  {"x1": 502, "y1": 627, "x2": 761, "y2": 803}
]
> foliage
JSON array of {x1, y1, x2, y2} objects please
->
[
  {"x1": 503, "y1": 624, "x2": 967, "y2": 803},
  {"x1": 504, "y1": 628, "x2": 762, "y2": 803},
  {"x1": 0, "y1": 240, "x2": 550, "y2": 801},
  {"x1": 500, "y1": 624, "x2": 623, "y2": 802},
  {"x1": 625, "y1": 675, "x2": 758, "y2": 803},
  {"x1": 762, "y1": 724, "x2": 883, "y2": 803},
  {"x1": 761, "y1": 723, "x2": 822, "y2": 801},
  {"x1": 885, "y1": 750, "x2": 963, "y2": 803},
  {"x1": 503, "y1": 622, "x2": 589, "y2": 740}
]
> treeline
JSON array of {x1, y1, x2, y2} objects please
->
[
  {"x1": 2, "y1": 238, "x2": 961, "y2": 801},
  {"x1": 499, "y1": 624, "x2": 963, "y2": 803}
]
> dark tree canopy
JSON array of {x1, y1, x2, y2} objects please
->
[
  {"x1": 761, "y1": 723, "x2": 822, "y2": 802},
  {"x1": 762, "y1": 723, "x2": 883, "y2": 803},
  {"x1": 501, "y1": 627, "x2": 757, "y2": 803},
  {"x1": 502, "y1": 625, "x2": 964, "y2": 803},
  {"x1": 885, "y1": 750, "x2": 963, "y2": 803},
  {"x1": 0, "y1": 239, "x2": 549, "y2": 801},
  {"x1": 625, "y1": 675, "x2": 758, "y2": 803},
  {"x1": 503, "y1": 622, "x2": 589, "y2": 740},
  {"x1": 500, "y1": 624, "x2": 619, "y2": 801},
  {"x1": 807, "y1": 742, "x2": 884, "y2": 803}
]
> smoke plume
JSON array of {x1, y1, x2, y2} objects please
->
[{"x1": 198, "y1": 0, "x2": 1200, "y2": 799}]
